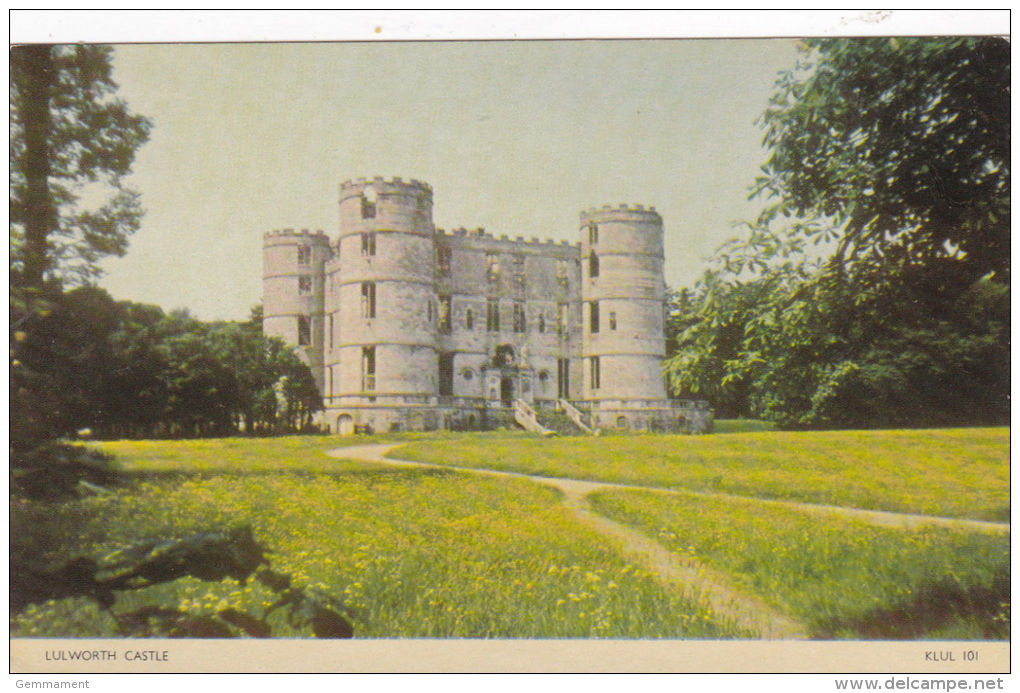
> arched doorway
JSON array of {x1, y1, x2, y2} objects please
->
[
  {"x1": 336, "y1": 414, "x2": 354, "y2": 436},
  {"x1": 500, "y1": 376, "x2": 514, "y2": 406}
]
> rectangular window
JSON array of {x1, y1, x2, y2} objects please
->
[
  {"x1": 486, "y1": 298, "x2": 500, "y2": 332},
  {"x1": 589, "y1": 222, "x2": 598, "y2": 245},
  {"x1": 361, "y1": 232, "x2": 376, "y2": 256},
  {"x1": 361, "y1": 346, "x2": 376, "y2": 391},
  {"x1": 297, "y1": 315, "x2": 311, "y2": 346},
  {"x1": 556, "y1": 259, "x2": 568, "y2": 286},
  {"x1": 512, "y1": 253, "x2": 525, "y2": 270},
  {"x1": 438, "y1": 352, "x2": 454, "y2": 397},
  {"x1": 589, "y1": 251, "x2": 599, "y2": 278},
  {"x1": 557, "y1": 358, "x2": 569, "y2": 399},
  {"x1": 437, "y1": 245, "x2": 452, "y2": 275},
  {"x1": 297, "y1": 245, "x2": 311, "y2": 265},
  {"x1": 298, "y1": 275, "x2": 312, "y2": 294},
  {"x1": 512, "y1": 301, "x2": 526, "y2": 333},
  {"x1": 465, "y1": 307, "x2": 474, "y2": 330},
  {"x1": 538, "y1": 311, "x2": 545, "y2": 333},
  {"x1": 590, "y1": 356, "x2": 601, "y2": 390},
  {"x1": 485, "y1": 252, "x2": 499, "y2": 281},
  {"x1": 328, "y1": 313, "x2": 334, "y2": 350},
  {"x1": 558, "y1": 302, "x2": 569, "y2": 334},
  {"x1": 609, "y1": 311, "x2": 617, "y2": 330},
  {"x1": 438, "y1": 295, "x2": 452, "y2": 334},
  {"x1": 589, "y1": 301, "x2": 600, "y2": 334},
  {"x1": 361, "y1": 195, "x2": 376, "y2": 219},
  {"x1": 327, "y1": 366, "x2": 333, "y2": 397},
  {"x1": 361, "y1": 282, "x2": 376, "y2": 319}
]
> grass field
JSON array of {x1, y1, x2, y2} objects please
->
[
  {"x1": 395, "y1": 427, "x2": 1010, "y2": 521},
  {"x1": 11, "y1": 437, "x2": 740, "y2": 639},
  {"x1": 590, "y1": 488, "x2": 1009, "y2": 639},
  {"x1": 10, "y1": 427, "x2": 1009, "y2": 640}
]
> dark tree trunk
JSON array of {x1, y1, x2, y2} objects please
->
[{"x1": 13, "y1": 44, "x2": 56, "y2": 289}]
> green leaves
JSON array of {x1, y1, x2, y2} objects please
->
[
  {"x1": 10, "y1": 44, "x2": 152, "y2": 288},
  {"x1": 664, "y1": 37, "x2": 1009, "y2": 429}
]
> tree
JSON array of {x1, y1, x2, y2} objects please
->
[
  {"x1": 10, "y1": 44, "x2": 151, "y2": 288},
  {"x1": 666, "y1": 37, "x2": 1010, "y2": 429},
  {"x1": 754, "y1": 37, "x2": 1008, "y2": 286}
]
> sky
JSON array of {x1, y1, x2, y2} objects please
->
[
  {"x1": 13, "y1": 11, "x2": 999, "y2": 322},
  {"x1": 97, "y1": 38, "x2": 798, "y2": 321}
]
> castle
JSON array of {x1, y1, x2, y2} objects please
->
[{"x1": 263, "y1": 177, "x2": 711, "y2": 435}]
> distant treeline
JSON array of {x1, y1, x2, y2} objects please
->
[{"x1": 11, "y1": 285, "x2": 321, "y2": 450}]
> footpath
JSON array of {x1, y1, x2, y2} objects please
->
[{"x1": 326, "y1": 442, "x2": 1009, "y2": 639}]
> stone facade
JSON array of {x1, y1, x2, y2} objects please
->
[{"x1": 262, "y1": 176, "x2": 712, "y2": 434}]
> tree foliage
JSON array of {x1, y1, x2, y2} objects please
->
[
  {"x1": 755, "y1": 37, "x2": 1008, "y2": 285},
  {"x1": 666, "y1": 37, "x2": 1009, "y2": 429},
  {"x1": 11, "y1": 288, "x2": 322, "y2": 449},
  {"x1": 10, "y1": 44, "x2": 152, "y2": 288}
]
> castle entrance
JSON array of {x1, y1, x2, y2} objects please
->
[{"x1": 500, "y1": 376, "x2": 514, "y2": 407}]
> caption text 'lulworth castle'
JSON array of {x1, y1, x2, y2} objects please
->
[{"x1": 263, "y1": 177, "x2": 711, "y2": 435}]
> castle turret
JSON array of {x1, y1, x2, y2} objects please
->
[
  {"x1": 328, "y1": 177, "x2": 437, "y2": 433},
  {"x1": 579, "y1": 205, "x2": 669, "y2": 429},
  {"x1": 262, "y1": 228, "x2": 331, "y2": 394}
]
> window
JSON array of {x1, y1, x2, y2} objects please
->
[
  {"x1": 328, "y1": 313, "x2": 334, "y2": 350},
  {"x1": 297, "y1": 245, "x2": 311, "y2": 265},
  {"x1": 609, "y1": 311, "x2": 617, "y2": 330},
  {"x1": 361, "y1": 346, "x2": 375, "y2": 391},
  {"x1": 297, "y1": 315, "x2": 311, "y2": 346},
  {"x1": 590, "y1": 356, "x2": 601, "y2": 390},
  {"x1": 557, "y1": 358, "x2": 569, "y2": 398},
  {"x1": 438, "y1": 295, "x2": 452, "y2": 334},
  {"x1": 298, "y1": 275, "x2": 312, "y2": 294},
  {"x1": 538, "y1": 311, "x2": 545, "y2": 333},
  {"x1": 485, "y1": 252, "x2": 499, "y2": 281},
  {"x1": 465, "y1": 308, "x2": 474, "y2": 330},
  {"x1": 486, "y1": 298, "x2": 500, "y2": 332},
  {"x1": 361, "y1": 232, "x2": 376, "y2": 256},
  {"x1": 558, "y1": 302, "x2": 569, "y2": 334},
  {"x1": 556, "y1": 259, "x2": 569, "y2": 287},
  {"x1": 438, "y1": 353, "x2": 454, "y2": 396},
  {"x1": 589, "y1": 222, "x2": 598, "y2": 245},
  {"x1": 589, "y1": 251, "x2": 599, "y2": 278},
  {"x1": 427, "y1": 300, "x2": 433, "y2": 323},
  {"x1": 512, "y1": 253, "x2": 525, "y2": 271},
  {"x1": 437, "y1": 245, "x2": 452, "y2": 275},
  {"x1": 360, "y1": 187, "x2": 376, "y2": 219},
  {"x1": 512, "y1": 301, "x2": 526, "y2": 333},
  {"x1": 360, "y1": 282, "x2": 376, "y2": 318},
  {"x1": 327, "y1": 366, "x2": 333, "y2": 397},
  {"x1": 589, "y1": 301, "x2": 600, "y2": 334}
]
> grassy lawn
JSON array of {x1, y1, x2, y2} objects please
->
[
  {"x1": 589, "y1": 488, "x2": 1010, "y2": 639},
  {"x1": 394, "y1": 427, "x2": 1010, "y2": 521},
  {"x1": 87, "y1": 431, "x2": 460, "y2": 474},
  {"x1": 713, "y1": 419, "x2": 777, "y2": 434},
  {"x1": 12, "y1": 437, "x2": 740, "y2": 639}
]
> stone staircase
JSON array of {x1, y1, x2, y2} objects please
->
[
  {"x1": 557, "y1": 398, "x2": 599, "y2": 436},
  {"x1": 512, "y1": 399, "x2": 556, "y2": 437}
]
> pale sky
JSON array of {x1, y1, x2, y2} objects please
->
[{"x1": 96, "y1": 39, "x2": 799, "y2": 320}]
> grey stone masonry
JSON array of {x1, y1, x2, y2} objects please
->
[{"x1": 262, "y1": 177, "x2": 712, "y2": 434}]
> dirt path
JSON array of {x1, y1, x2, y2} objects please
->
[
  {"x1": 330, "y1": 443, "x2": 1010, "y2": 535},
  {"x1": 326, "y1": 442, "x2": 1009, "y2": 639}
]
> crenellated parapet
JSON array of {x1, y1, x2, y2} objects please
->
[
  {"x1": 263, "y1": 228, "x2": 332, "y2": 248},
  {"x1": 580, "y1": 204, "x2": 661, "y2": 225},
  {"x1": 338, "y1": 176, "x2": 433, "y2": 204}
]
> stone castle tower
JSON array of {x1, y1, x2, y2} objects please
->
[{"x1": 263, "y1": 176, "x2": 710, "y2": 434}]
